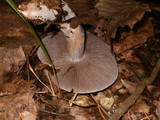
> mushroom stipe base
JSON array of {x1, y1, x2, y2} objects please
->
[{"x1": 37, "y1": 31, "x2": 118, "y2": 93}]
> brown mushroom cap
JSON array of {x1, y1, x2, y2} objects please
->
[{"x1": 37, "y1": 32, "x2": 118, "y2": 93}]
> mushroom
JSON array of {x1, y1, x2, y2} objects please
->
[{"x1": 18, "y1": 0, "x2": 118, "y2": 93}]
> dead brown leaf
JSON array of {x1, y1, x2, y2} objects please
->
[
  {"x1": 155, "y1": 101, "x2": 160, "y2": 120},
  {"x1": 147, "y1": 85, "x2": 160, "y2": 99},
  {"x1": 0, "y1": 92, "x2": 37, "y2": 120},
  {"x1": 0, "y1": 2, "x2": 36, "y2": 48},
  {"x1": 19, "y1": 111, "x2": 36, "y2": 120},
  {"x1": 70, "y1": 107, "x2": 98, "y2": 120},
  {"x1": 121, "y1": 79, "x2": 138, "y2": 94},
  {"x1": 131, "y1": 97, "x2": 150, "y2": 113},
  {"x1": 122, "y1": 97, "x2": 151, "y2": 120},
  {"x1": 95, "y1": 92, "x2": 115, "y2": 110},
  {"x1": 96, "y1": 0, "x2": 151, "y2": 38},
  {"x1": 0, "y1": 75, "x2": 34, "y2": 95},
  {"x1": 73, "y1": 95, "x2": 96, "y2": 107},
  {"x1": 0, "y1": 47, "x2": 26, "y2": 82},
  {"x1": 113, "y1": 17, "x2": 154, "y2": 54},
  {"x1": 118, "y1": 62, "x2": 134, "y2": 79},
  {"x1": 65, "y1": 0, "x2": 98, "y2": 29},
  {"x1": 118, "y1": 50, "x2": 142, "y2": 63}
]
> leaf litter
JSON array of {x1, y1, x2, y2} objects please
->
[{"x1": 0, "y1": 0, "x2": 160, "y2": 120}]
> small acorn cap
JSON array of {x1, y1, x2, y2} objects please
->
[{"x1": 37, "y1": 32, "x2": 118, "y2": 93}]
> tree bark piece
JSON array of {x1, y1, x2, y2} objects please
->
[{"x1": 109, "y1": 58, "x2": 160, "y2": 120}]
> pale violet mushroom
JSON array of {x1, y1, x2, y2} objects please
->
[{"x1": 18, "y1": 0, "x2": 118, "y2": 93}]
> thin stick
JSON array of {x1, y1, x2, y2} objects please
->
[
  {"x1": 44, "y1": 69, "x2": 56, "y2": 96},
  {"x1": 127, "y1": 110, "x2": 132, "y2": 120},
  {"x1": 141, "y1": 115, "x2": 153, "y2": 120},
  {"x1": 39, "y1": 109, "x2": 68, "y2": 116},
  {"x1": 51, "y1": 66, "x2": 61, "y2": 96},
  {"x1": 91, "y1": 94, "x2": 109, "y2": 119},
  {"x1": 109, "y1": 58, "x2": 160, "y2": 120},
  {"x1": 28, "y1": 63, "x2": 53, "y2": 95},
  {"x1": 98, "y1": 105, "x2": 106, "y2": 120},
  {"x1": 0, "y1": 92, "x2": 13, "y2": 97},
  {"x1": 6, "y1": 0, "x2": 61, "y2": 96},
  {"x1": 69, "y1": 93, "x2": 78, "y2": 106}
]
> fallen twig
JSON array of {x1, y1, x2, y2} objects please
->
[
  {"x1": 109, "y1": 58, "x2": 160, "y2": 120},
  {"x1": 69, "y1": 93, "x2": 78, "y2": 106},
  {"x1": 91, "y1": 94, "x2": 109, "y2": 119},
  {"x1": 39, "y1": 109, "x2": 68, "y2": 116},
  {"x1": 28, "y1": 62, "x2": 55, "y2": 96}
]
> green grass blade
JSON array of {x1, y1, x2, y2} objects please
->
[
  {"x1": 6, "y1": 0, "x2": 61, "y2": 95},
  {"x1": 6, "y1": 0, "x2": 53, "y2": 66}
]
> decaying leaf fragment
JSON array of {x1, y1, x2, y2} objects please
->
[
  {"x1": 0, "y1": 46, "x2": 26, "y2": 81},
  {"x1": 73, "y1": 95, "x2": 96, "y2": 107},
  {"x1": 155, "y1": 101, "x2": 160, "y2": 119},
  {"x1": 147, "y1": 85, "x2": 160, "y2": 99},
  {"x1": 113, "y1": 17, "x2": 154, "y2": 54},
  {"x1": 0, "y1": 92, "x2": 37, "y2": 120},
  {"x1": 95, "y1": 92, "x2": 115, "y2": 110},
  {"x1": 96, "y1": 0, "x2": 151, "y2": 38}
]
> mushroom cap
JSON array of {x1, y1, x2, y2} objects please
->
[{"x1": 37, "y1": 32, "x2": 118, "y2": 93}]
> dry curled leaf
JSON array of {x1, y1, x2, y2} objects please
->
[
  {"x1": 65, "y1": 0, "x2": 98, "y2": 28},
  {"x1": 118, "y1": 62, "x2": 134, "y2": 79},
  {"x1": 73, "y1": 95, "x2": 96, "y2": 107},
  {"x1": 70, "y1": 107, "x2": 97, "y2": 120},
  {"x1": 113, "y1": 17, "x2": 154, "y2": 54},
  {"x1": 155, "y1": 101, "x2": 160, "y2": 119},
  {"x1": 0, "y1": 46, "x2": 26, "y2": 82},
  {"x1": 96, "y1": 0, "x2": 151, "y2": 38},
  {"x1": 131, "y1": 97, "x2": 150, "y2": 114},
  {"x1": 122, "y1": 97, "x2": 151, "y2": 120},
  {"x1": 100, "y1": 97, "x2": 115, "y2": 110},
  {"x1": 147, "y1": 85, "x2": 160, "y2": 99},
  {"x1": 121, "y1": 79, "x2": 138, "y2": 94},
  {"x1": 95, "y1": 92, "x2": 115, "y2": 110},
  {"x1": 0, "y1": 4, "x2": 36, "y2": 48},
  {"x1": 20, "y1": 111, "x2": 36, "y2": 120},
  {"x1": 117, "y1": 50, "x2": 142, "y2": 63},
  {"x1": 0, "y1": 92, "x2": 37, "y2": 120}
]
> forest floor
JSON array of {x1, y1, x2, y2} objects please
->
[{"x1": 0, "y1": 0, "x2": 160, "y2": 120}]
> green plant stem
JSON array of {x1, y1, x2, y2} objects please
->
[{"x1": 6, "y1": 0, "x2": 61, "y2": 95}]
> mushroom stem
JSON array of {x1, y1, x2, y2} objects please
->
[
  {"x1": 18, "y1": 0, "x2": 118, "y2": 93},
  {"x1": 18, "y1": 0, "x2": 85, "y2": 60},
  {"x1": 59, "y1": 23, "x2": 85, "y2": 61}
]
